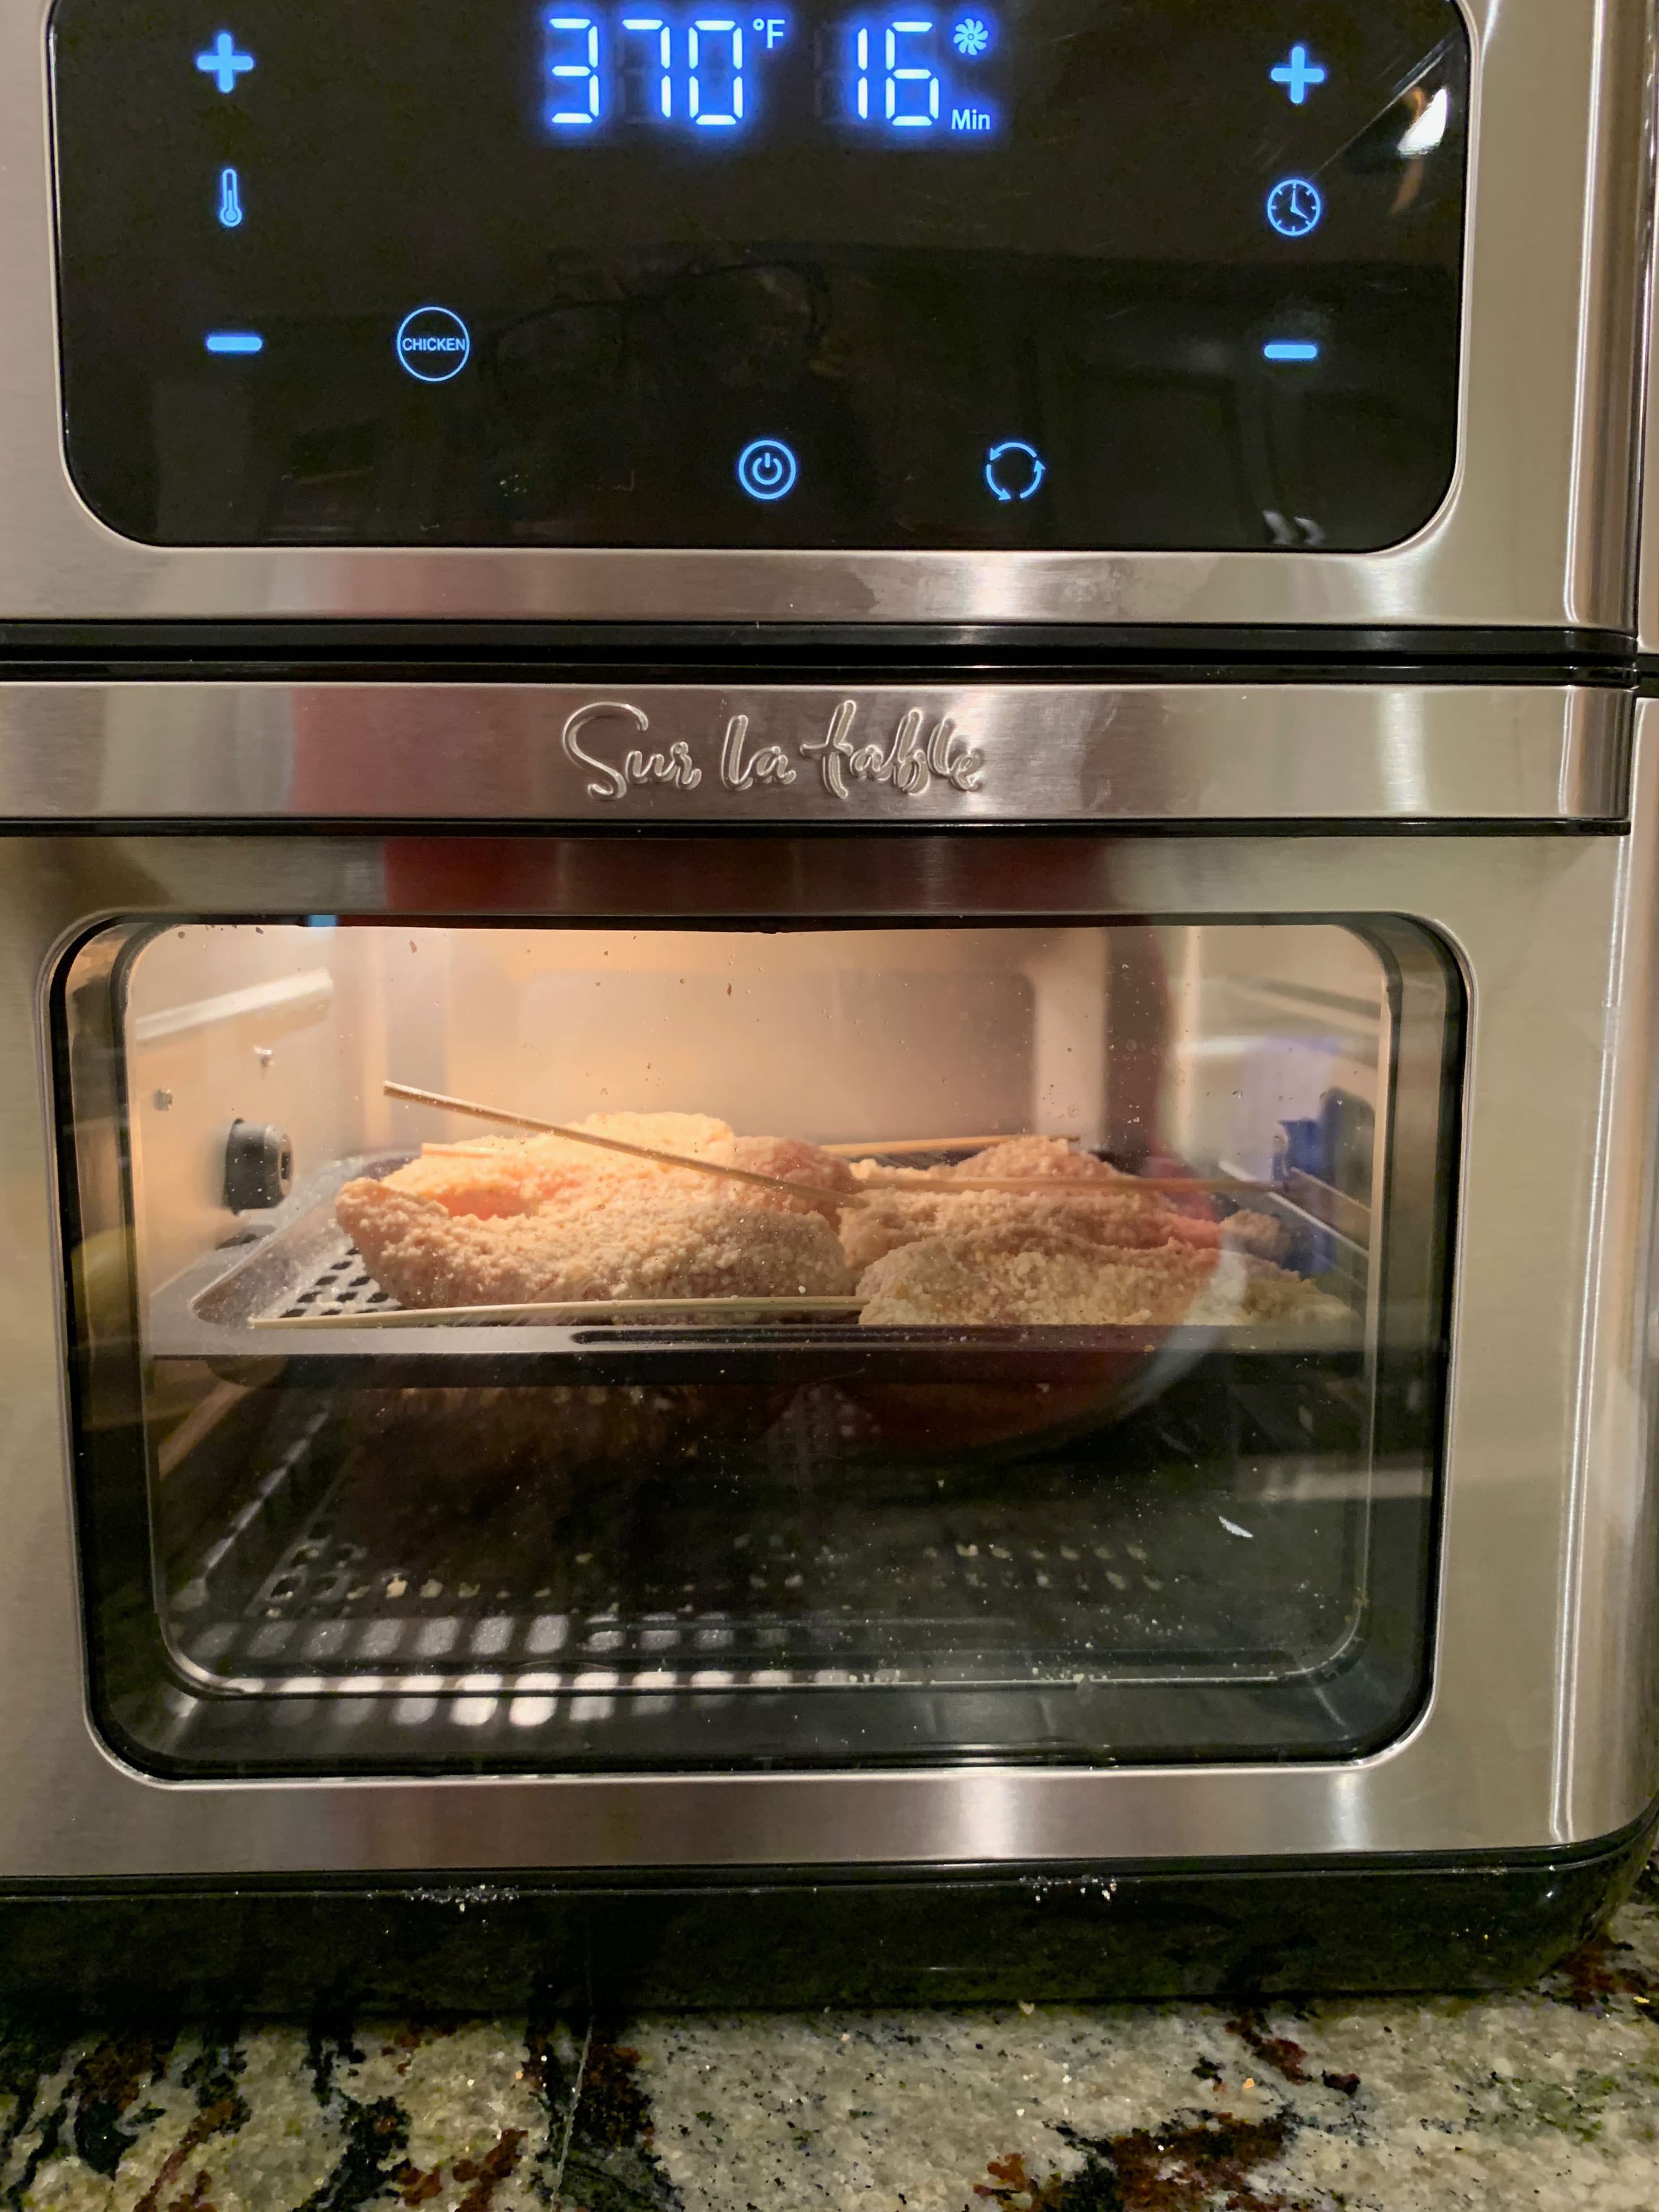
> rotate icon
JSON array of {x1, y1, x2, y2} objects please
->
[{"x1": 984, "y1": 439, "x2": 1045, "y2": 502}]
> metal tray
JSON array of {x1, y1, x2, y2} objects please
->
[{"x1": 147, "y1": 1153, "x2": 1364, "y2": 1390}]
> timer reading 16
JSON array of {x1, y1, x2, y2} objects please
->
[{"x1": 541, "y1": 5, "x2": 1001, "y2": 135}]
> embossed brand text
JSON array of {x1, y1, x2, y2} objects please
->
[{"x1": 559, "y1": 699, "x2": 985, "y2": 804}]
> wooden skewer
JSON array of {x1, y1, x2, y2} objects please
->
[
  {"x1": 418, "y1": 1146, "x2": 1266, "y2": 1198},
  {"x1": 255, "y1": 1294, "x2": 867, "y2": 1331},
  {"x1": 819, "y1": 1133, "x2": 1075, "y2": 1158},
  {"x1": 384, "y1": 1081, "x2": 854, "y2": 1208},
  {"x1": 864, "y1": 1172, "x2": 1275, "y2": 1196},
  {"x1": 388, "y1": 1086, "x2": 1271, "y2": 1207},
  {"x1": 820, "y1": 1136, "x2": 1271, "y2": 1197}
]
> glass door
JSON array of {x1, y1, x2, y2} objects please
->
[{"x1": 59, "y1": 910, "x2": 1458, "y2": 1775}]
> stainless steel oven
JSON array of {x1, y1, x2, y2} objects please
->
[
  {"x1": 2, "y1": 0, "x2": 1658, "y2": 2013},
  {"x1": 0, "y1": 677, "x2": 1654, "y2": 2009}
]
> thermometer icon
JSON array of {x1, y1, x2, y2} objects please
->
[{"x1": 217, "y1": 167, "x2": 244, "y2": 228}]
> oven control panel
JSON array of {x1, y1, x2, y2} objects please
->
[{"x1": 49, "y1": 0, "x2": 1468, "y2": 551}]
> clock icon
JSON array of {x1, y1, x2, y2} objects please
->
[{"x1": 1266, "y1": 175, "x2": 1324, "y2": 238}]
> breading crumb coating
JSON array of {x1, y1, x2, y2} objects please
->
[
  {"x1": 336, "y1": 1171, "x2": 853, "y2": 1308},
  {"x1": 856, "y1": 1228, "x2": 1347, "y2": 1329},
  {"x1": 339, "y1": 1118, "x2": 1324, "y2": 1326}
]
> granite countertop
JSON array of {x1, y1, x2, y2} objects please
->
[{"x1": 5, "y1": 1864, "x2": 1659, "y2": 2211}]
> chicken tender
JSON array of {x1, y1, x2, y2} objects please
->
[
  {"x1": 857, "y1": 1228, "x2": 1213, "y2": 1326},
  {"x1": 336, "y1": 1171, "x2": 852, "y2": 1310},
  {"x1": 950, "y1": 1135, "x2": 1129, "y2": 1184},
  {"x1": 390, "y1": 1112, "x2": 737, "y2": 1214},
  {"x1": 841, "y1": 1183, "x2": 1182, "y2": 1276},
  {"x1": 377, "y1": 1144, "x2": 551, "y2": 1219},
  {"x1": 841, "y1": 1136, "x2": 1185, "y2": 1274},
  {"x1": 704, "y1": 1136, "x2": 859, "y2": 1223},
  {"x1": 515, "y1": 1111, "x2": 735, "y2": 1190},
  {"x1": 844, "y1": 1135, "x2": 1126, "y2": 1191},
  {"x1": 857, "y1": 1227, "x2": 1344, "y2": 1330}
]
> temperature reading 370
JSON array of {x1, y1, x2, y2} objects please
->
[{"x1": 539, "y1": 5, "x2": 1001, "y2": 136}]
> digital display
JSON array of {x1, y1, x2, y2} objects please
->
[
  {"x1": 531, "y1": 10, "x2": 1006, "y2": 137},
  {"x1": 50, "y1": 1, "x2": 1470, "y2": 551}
]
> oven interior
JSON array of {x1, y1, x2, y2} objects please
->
[{"x1": 59, "y1": 913, "x2": 1458, "y2": 1777}]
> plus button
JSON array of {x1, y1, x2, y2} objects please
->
[
  {"x1": 195, "y1": 31, "x2": 255, "y2": 94},
  {"x1": 1271, "y1": 43, "x2": 1327, "y2": 106}
]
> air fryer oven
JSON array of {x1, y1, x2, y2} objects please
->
[{"x1": 1, "y1": 0, "x2": 1656, "y2": 2016}]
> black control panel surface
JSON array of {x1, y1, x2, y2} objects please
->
[{"x1": 51, "y1": 0, "x2": 1469, "y2": 550}]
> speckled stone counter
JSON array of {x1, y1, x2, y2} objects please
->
[{"x1": 5, "y1": 1865, "x2": 1659, "y2": 2210}]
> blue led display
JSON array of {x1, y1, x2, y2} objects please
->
[
  {"x1": 1265, "y1": 176, "x2": 1323, "y2": 237},
  {"x1": 537, "y1": 8, "x2": 997, "y2": 136},
  {"x1": 846, "y1": 15, "x2": 998, "y2": 132},
  {"x1": 543, "y1": 7, "x2": 780, "y2": 129}
]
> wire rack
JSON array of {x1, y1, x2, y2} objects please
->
[{"x1": 164, "y1": 1379, "x2": 1364, "y2": 1701}]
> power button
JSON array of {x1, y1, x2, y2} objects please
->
[{"x1": 736, "y1": 437, "x2": 799, "y2": 502}]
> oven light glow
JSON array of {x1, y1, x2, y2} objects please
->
[{"x1": 1398, "y1": 86, "x2": 1449, "y2": 158}]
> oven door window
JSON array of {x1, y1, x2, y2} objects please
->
[{"x1": 60, "y1": 917, "x2": 1457, "y2": 1775}]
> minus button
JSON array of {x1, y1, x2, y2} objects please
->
[
  {"x1": 205, "y1": 330, "x2": 264, "y2": 354},
  {"x1": 1264, "y1": 339, "x2": 1321, "y2": 362}
]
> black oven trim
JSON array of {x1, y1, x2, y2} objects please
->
[
  {"x1": 0, "y1": 1812, "x2": 1649, "y2": 2017},
  {"x1": 0, "y1": 625, "x2": 1639, "y2": 675}
]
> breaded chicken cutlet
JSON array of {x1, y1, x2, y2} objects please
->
[
  {"x1": 335, "y1": 1111, "x2": 856, "y2": 1310},
  {"x1": 840, "y1": 1133, "x2": 1289, "y2": 1277},
  {"x1": 339, "y1": 1115, "x2": 1317, "y2": 1327},
  {"x1": 857, "y1": 1226, "x2": 1349, "y2": 1329}
]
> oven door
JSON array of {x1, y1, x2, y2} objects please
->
[
  {"x1": 1, "y1": 0, "x2": 1650, "y2": 637},
  {"x1": 0, "y1": 678, "x2": 1655, "y2": 1879}
]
